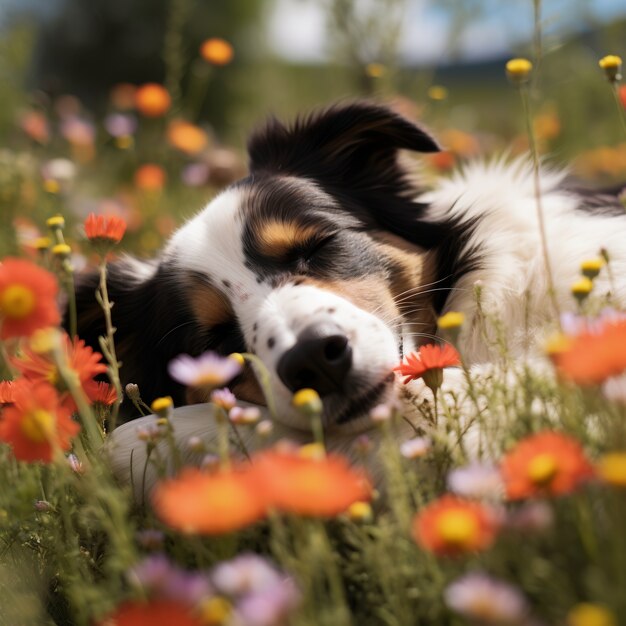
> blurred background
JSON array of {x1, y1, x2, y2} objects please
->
[{"x1": 0, "y1": 0, "x2": 625, "y2": 257}]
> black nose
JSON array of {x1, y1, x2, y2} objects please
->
[{"x1": 277, "y1": 324, "x2": 353, "y2": 396}]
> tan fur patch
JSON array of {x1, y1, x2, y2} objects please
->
[
  {"x1": 186, "y1": 276, "x2": 233, "y2": 328},
  {"x1": 256, "y1": 220, "x2": 321, "y2": 259}
]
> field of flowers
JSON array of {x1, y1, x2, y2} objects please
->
[{"x1": 2, "y1": 4, "x2": 626, "y2": 626}]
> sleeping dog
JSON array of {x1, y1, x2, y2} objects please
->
[{"x1": 74, "y1": 101, "x2": 626, "y2": 484}]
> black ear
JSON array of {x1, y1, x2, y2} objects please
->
[
  {"x1": 248, "y1": 101, "x2": 444, "y2": 249},
  {"x1": 72, "y1": 259, "x2": 206, "y2": 422}
]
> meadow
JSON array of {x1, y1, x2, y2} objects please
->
[{"x1": 1, "y1": 4, "x2": 626, "y2": 626}]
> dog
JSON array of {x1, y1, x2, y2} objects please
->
[{"x1": 74, "y1": 101, "x2": 626, "y2": 487}]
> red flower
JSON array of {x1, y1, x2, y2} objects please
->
[
  {"x1": 551, "y1": 320, "x2": 626, "y2": 385},
  {"x1": 84, "y1": 213, "x2": 127, "y2": 245},
  {"x1": 153, "y1": 467, "x2": 266, "y2": 535},
  {"x1": 134, "y1": 164, "x2": 167, "y2": 191},
  {"x1": 0, "y1": 258, "x2": 60, "y2": 339},
  {"x1": 96, "y1": 599, "x2": 204, "y2": 626},
  {"x1": 394, "y1": 344, "x2": 461, "y2": 390},
  {"x1": 0, "y1": 380, "x2": 15, "y2": 404},
  {"x1": 412, "y1": 494, "x2": 499, "y2": 557},
  {"x1": 134, "y1": 84, "x2": 171, "y2": 118},
  {"x1": 254, "y1": 448, "x2": 372, "y2": 517},
  {"x1": 619, "y1": 85, "x2": 626, "y2": 110},
  {"x1": 0, "y1": 379, "x2": 79, "y2": 463},
  {"x1": 92, "y1": 381, "x2": 117, "y2": 406},
  {"x1": 13, "y1": 334, "x2": 108, "y2": 411},
  {"x1": 500, "y1": 431, "x2": 594, "y2": 500}
]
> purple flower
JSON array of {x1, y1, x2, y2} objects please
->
[
  {"x1": 444, "y1": 572, "x2": 529, "y2": 624},
  {"x1": 212, "y1": 554, "x2": 283, "y2": 596},
  {"x1": 506, "y1": 501, "x2": 554, "y2": 534},
  {"x1": 181, "y1": 162, "x2": 210, "y2": 187},
  {"x1": 399, "y1": 436, "x2": 431, "y2": 459},
  {"x1": 104, "y1": 113, "x2": 137, "y2": 137},
  {"x1": 447, "y1": 463, "x2": 504, "y2": 500},
  {"x1": 168, "y1": 351, "x2": 242, "y2": 388},
  {"x1": 60, "y1": 116, "x2": 95, "y2": 145},
  {"x1": 229, "y1": 406, "x2": 261, "y2": 425},
  {"x1": 211, "y1": 387, "x2": 237, "y2": 410},
  {"x1": 236, "y1": 578, "x2": 300, "y2": 626}
]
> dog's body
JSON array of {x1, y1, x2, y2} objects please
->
[{"x1": 75, "y1": 102, "x2": 626, "y2": 485}]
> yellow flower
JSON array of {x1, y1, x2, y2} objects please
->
[
  {"x1": 199, "y1": 596, "x2": 233, "y2": 625},
  {"x1": 348, "y1": 501, "x2": 373, "y2": 522},
  {"x1": 51, "y1": 243, "x2": 71, "y2": 258},
  {"x1": 292, "y1": 388, "x2": 323, "y2": 415},
  {"x1": 599, "y1": 55, "x2": 622, "y2": 82},
  {"x1": 46, "y1": 215, "x2": 65, "y2": 229},
  {"x1": 43, "y1": 179, "x2": 60, "y2": 194},
  {"x1": 298, "y1": 442, "x2": 326, "y2": 460},
  {"x1": 229, "y1": 352, "x2": 245, "y2": 367},
  {"x1": 505, "y1": 58, "x2": 533, "y2": 84},
  {"x1": 597, "y1": 452, "x2": 626, "y2": 487},
  {"x1": 365, "y1": 63, "x2": 386, "y2": 78},
  {"x1": 567, "y1": 603, "x2": 617, "y2": 626},
  {"x1": 580, "y1": 258, "x2": 604, "y2": 280},
  {"x1": 151, "y1": 396, "x2": 173, "y2": 417},
  {"x1": 544, "y1": 332, "x2": 572, "y2": 357},
  {"x1": 571, "y1": 277, "x2": 593, "y2": 302},
  {"x1": 437, "y1": 311, "x2": 465, "y2": 330},
  {"x1": 33, "y1": 237, "x2": 51, "y2": 251},
  {"x1": 427, "y1": 85, "x2": 448, "y2": 101}
]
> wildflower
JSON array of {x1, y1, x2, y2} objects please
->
[
  {"x1": 292, "y1": 387, "x2": 323, "y2": 416},
  {"x1": 199, "y1": 597, "x2": 232, "y2": 624},
  {"x1": 33, "y1": 237, "x2": 51, "y2": 253},
  {"x1": 394, "y1": 344, "x2": 461, "y2": 392},
  {"x1": 369, "y1": 403, "x2": 393, "y2": 422},
  {"x1": 505, "y1": 58, "x2": 533, "y2": 84},
  {"x1": 134, "y1": 164, "x2": 167, "y2": 191},
  {"x1": 447, "y1": 463, "x2": 504, "y2": 501},
  {"x1": 500, "y1": 431, "x2": 594, "y2": 500},
  {"x1": 552, "y1": 319, "x2": 626, "y2": 385},
  {"x1": 235, "y1": 578, "x2": 300, "y2": 626},
  {"x1": 84, "y1": 213, "x2": 127, "y2": 250},
  {"x1": 200, "y1": 38, "x2": 234, "y2": 65},
  {"x1": 104, "y1": 113, "x2": 137, "y2": 138},
  {"x1": 43, "y1": 179, "x2": 60, "y2": 194},
  {"x1": 67, "y1": 453, "x2": 84, "y2": 474},
  {"x1": 168, "y1": 351, "x2": 242, "y2": 389},
  {"x1": 153, "y1": 467, "x2": 265, "y2": 534},
  {"x1": 166, "y1": 120, "x2": 208, "y2": 155},
  {"x1": 136, "y1": 421, "x2": 165, "y2": 443},
  {"x1": 181, "y1": 162, "x2": 210, "y2": 187},
  {"x1": 0, "y1": 258, "x2": 60, "y2": 339},
  {"x1": 427, "y1": 85, "x2": 448, "y2": 100},
  {"x1": 444, "y1": 573, "x2": 529, "y2": 624},
  {"x1": 597, "y1": 452, "x2": 626, "y2": 487},
  {"x1": 60, "y1": 117, "x2": 95, "y2": 147},
  {"x1": 599, "y1": 55, "x2": 622, "y2": 82},
  {"x1": 347, "y1": 501, "x2": 373, "y2": 522},
  {"x1": 135, "y1": 83, "x2": 171, "y2": 117},
  {"x1": 0, "y1": 380, "x2": 80, "y2": 463},
  {"x1": 46, "y1": 215, "x2": 65, "y2": 230},
  {"x1": 211, "y1": 387, "x2": 237, "y2": 410},
  {"x1": 568, "y1": 603, "x2": 617, "y2": 626},
  {"x1": 0, "y1": 380, "x2": 15, "y2": 404},
  {"x1": 581, "y1": 258, "x2": 604, "y2": 280},
  {"x1": 365, "y1": 62, "x2": 386, "y2": 78},
  {"x1": 91, "y1": 381, "x2": 117, "y2": 407},
  {"x1": 571, "y1": 277, "x2": 593, "y2": 303},
  {"x1": 399, "y1": 436, "x2": 431, "y2": 459},
  {"x1": 150, "y1": 396, "x2": 173, "y2": 417},
  {"x1": 41, "y1": 158, "x2": 76, "y2": 185},
  {"x1": 255, "y1": 419, "x2": 273, "y2": 438},
  {"x1": 19, "y1": 110, "x2": 50, "y2": 144},
  {"x1": 254, "y1": 448, "x2": 371, "y2": 517},
  {"x1": 212, "y1": 554, "x2": 283, "y2": 596},
  {"x1": 51, "y1": 243, "x2": 71, "y2": 259},
  {"x1": 412, "y1": 495, "x2": 499, "y2": 556},
  {"x1": 437, "y1": 311, "x2": 465, "y2": 330},
  {"x1": 96, "y1": 599, "x2": 204, "y2": 626},
  {"x1": 13, "y1": 334, "x2": 108, "y2": 411},
  {"x1": 229, "y1": 406, "x2": 261, "y2": 425}
]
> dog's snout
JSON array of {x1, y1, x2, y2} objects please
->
[{"x1": 276, "y1": 324, "x2": 352, "y2": 396}]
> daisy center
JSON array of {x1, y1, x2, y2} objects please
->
[
  {"x1": 21, "y1": 409, "x2": 55, "y2": 443},
  {"x1": 437, "y1": 509, "x2": 478, "y2": 546},
  {"x1": 528, "y1": 453, "x2": 558, "y2": 485},
  {"x1": 0, "y1": 284, "x2": 36, "y2": 319}
]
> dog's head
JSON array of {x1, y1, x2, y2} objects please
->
[{"x1": 76, "y1": 102, "x2": 460, "y2": 433}]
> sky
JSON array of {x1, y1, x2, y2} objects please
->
[{"x1": 267, "y1": 0, "x2": 626, "y2": 64}]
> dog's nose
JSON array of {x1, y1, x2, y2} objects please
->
[{"x1": 277, "y1": 324, "x2": 352, "y2": 396}]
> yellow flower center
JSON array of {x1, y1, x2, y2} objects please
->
[
  {"x1": 437, "y1": 311, "x2": 465, "y2": 330},
  {"x1": 21, "y1": 409, "x2": 55, "y2": 443},
  {"x1": 528, "y1": 453, "x2": 558, "y2": 486},
  {"x1": 437, "y1": 509, "x2": 478, "y2": 547},
  {"x1": 0, "y1": 284, "x2": 36, "y2": 319},
  {"x1": 199, "y1": 596, "x2": 232, "y2": 625},
  {"x1": 598, "y1": 453, "x2": 626, "y2": 487},
  {"x1": 568, "y1": 603, "x2": 617, "y2": 626}
]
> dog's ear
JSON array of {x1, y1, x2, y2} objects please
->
[
  {"x1": 248, "y1": 101, "x2": 439, "y2": 183},
  {"x1": 72, "y1": 259, "x2": 204, "y2": 422},
  {"x1": 248, "y1": 101, "x2": 444, "y2": 249}
]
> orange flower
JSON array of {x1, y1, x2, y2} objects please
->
[
  {"x1": 97, "y1": 599, "x2": 204, "y2": 626},
  {"x1": 254, "y1": 449, "x2": 372, "y2": 517},
  {"x1": 134, "y1": 83, "x2": 171, "y2": 118},
  {"x1": 412, "y1": 495, "x2": 499, "y2": 556},
  {"x1": 92, "y1": 381, "x2": 117, "y2": 407},
  {"x1": 0, "y1": 257, "x2": 60, "y2": 339},
  {"x1": 166, "y1": 120, "x2": 208, "y2": 155},
  {"x1": 500, "y1": 431, "x2": 594, "y2": 500},
  {"x1": 551, "y1": 320, "x2": 626, "y2": 385},
  {"x1": 0, "y1": 379, "x2": 79, "y2": 463},
  {"x1": 199, "y1": 38, "x2": 234, "y2": 65},
  {"x1": 153, "y1": 467, "x2": 266, "y2": 534},
  {"x1": 19, "y1": 111, "x2": 50, "y2": 144},
  {"x1": 0, "y1": 380, "x2": 15, "y2": 404},
  {"x1": 13, "y1": 334, "x2": 108, "y2": 411},
  {"x1": 394, "y1": 344, "x2": 461, "y2": 391},
  {"x1": 84, "y1": 213, "x2": 127, "y2": 245},
  {"x1": 134, "y1": 164, "x2": 167, "y2": 191},
  {"x1": 620, "y1": 85, "x2": 626, "y2": 109}
]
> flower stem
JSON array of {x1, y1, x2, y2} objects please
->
[{"x1": 611, "y1": 84, "x2": 626, "y2": 139}]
